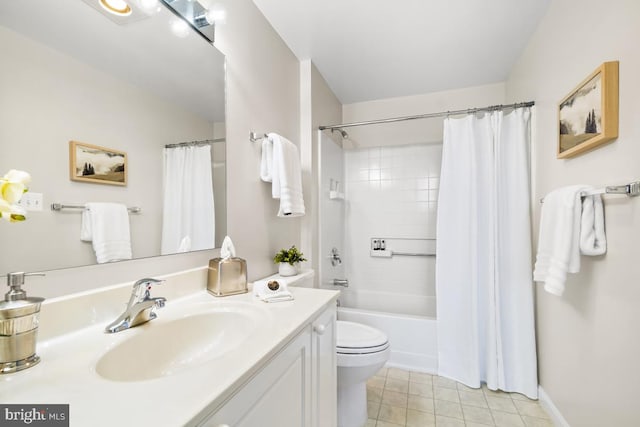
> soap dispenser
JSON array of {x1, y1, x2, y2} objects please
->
[{"x1": 0, "y1": 272, "x2": 45, "y2": 374}]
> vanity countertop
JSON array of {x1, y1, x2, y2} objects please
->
[{"x1": 0, "y1": 272, "x2": 338, "y2": 427}]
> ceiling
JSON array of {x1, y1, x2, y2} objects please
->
[{"x1": 252, "y1": 0, "x2": 551, "y2": 104}]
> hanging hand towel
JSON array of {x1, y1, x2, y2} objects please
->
[
  {"x1": 267, "y1": 133, "x2": 305, "y2": 217},
  {"x1": 533, "y1": 185, "x2": 591, "y2": 296},
  {"x1": 83, "y1": 202, "x2": 132, "y2": 264},
  {"x1": 580, "y1": 195, "x2": 606, "y2": 255},
  {"x1": 260, "y1": 138, "x2": 274, "y2": 182}
]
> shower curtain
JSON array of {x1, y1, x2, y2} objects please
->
[
  {"x1": 161, "y1": 145, "x2": 215, "y2": 255},
  {"x1": 435, "y1": 108, "x2": 538, "y2": 398}
]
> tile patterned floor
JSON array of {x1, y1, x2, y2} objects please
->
[{"x1": 365, "y1": 367, "x2": 554, "y2": 427}]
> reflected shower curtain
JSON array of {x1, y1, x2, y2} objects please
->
[
  {"x1": 161, "y1": 145, "x2": 215, "y2": 254},
  {"x1": 435, "y1": 108, "x2": 538, "y2": 398}
]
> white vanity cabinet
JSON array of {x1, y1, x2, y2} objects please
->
[{"x1": 201, "y1": 304, "x2": 337, "y2": 427}]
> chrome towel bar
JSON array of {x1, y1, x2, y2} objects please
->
[
  {"x1": 51, "y1": 203, "x2": 141, "y2": 213},
  {"x1": 540, "y1": 180, "x2": 640, "y2": 203}
]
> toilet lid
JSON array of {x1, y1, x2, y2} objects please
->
[{"x1": 336, "y1": 321, "x2": 389, "y2": 354}]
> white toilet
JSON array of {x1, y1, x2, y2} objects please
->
[{"x1": 336, "y1": 320, "x2": 390, "y2": 427}]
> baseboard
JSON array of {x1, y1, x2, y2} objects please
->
[{"x1": 538, "y1": 386, "x2": 570, "y2": 427}]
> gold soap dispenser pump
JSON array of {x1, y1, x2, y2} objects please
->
[{"x1": 0, "y1": 272, "x2": 45, "y2": 374}]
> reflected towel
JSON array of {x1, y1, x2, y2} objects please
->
[{"x1": 82, "y1": 203, "x2": 132, "y2": 264}]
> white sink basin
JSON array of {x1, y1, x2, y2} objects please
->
[{"x1": 96, "y1": 302, "x2": 266, "y2": 382}]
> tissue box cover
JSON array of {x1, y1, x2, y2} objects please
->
[{"x1": 207, "y1": 257, "x2": 248, "y2": 296}]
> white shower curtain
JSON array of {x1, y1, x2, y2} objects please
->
[
  {"x1": 435, "y1": 108, "x2": 538, "y2": 398},
  {"x1": 161, "y1": 145, "x2": 215, "y2": 255}
]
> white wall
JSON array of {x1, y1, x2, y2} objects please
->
[
  {"x1": 342, "y1": 83, "x2": 506, "y2": 148},
  {"x1": 300, "y1": 60, "x2": 343, "y2": 286},
  {"x1": 0, "y1": 26, "x2": 213, "y2": 274},
  {"x1": 506, "y1": 1, "x2": 640, "y2": 425}
]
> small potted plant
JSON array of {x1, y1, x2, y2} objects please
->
[{"x1": 273, "y1": 245, "x2": 307, "y2": 277}]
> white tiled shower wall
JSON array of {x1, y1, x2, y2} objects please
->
[{"x1": 343, "y1": 143, "x2": 442, "y2": 317}]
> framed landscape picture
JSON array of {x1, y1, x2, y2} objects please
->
[
  {"x1": 69, "y1": 141, "x2": 127, "y2": 186},
  {"x1": 558, "y1": 61, "x2": 619, "y2": 159}
]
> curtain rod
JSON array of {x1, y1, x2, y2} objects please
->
[
  {"x1": 318, "y1": 101, "x2": 535, "y2": 131},
  {"x1": 164, "y1": 138, "x2": 226, "y2": 148}
]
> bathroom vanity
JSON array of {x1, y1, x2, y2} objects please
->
[{"x1": 0, "y1": 268, "x2": 338, "y2": 427}]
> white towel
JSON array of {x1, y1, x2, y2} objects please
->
[
  {"x1": 82, "y1": 203, "x2": 132, "y2": 264},
  {"x1": 533, "y1": 185, "x2": 600, "y2": 296},
  {"x1": 260, "y1": 139, "x2": 274, "y2": 182},
  {"x1": 580, "y1": 195, "x2": 607, "y2": 255},
  {"x1": 253, "y1": 278, "x2": 294, "y2": 302},
  {"x1": 261, "y1": 133, "x2": 305, "y2": 217}
]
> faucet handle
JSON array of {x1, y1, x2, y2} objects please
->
[{"x1": 131, "y1": 278, "x2": 165, "y2": 302}]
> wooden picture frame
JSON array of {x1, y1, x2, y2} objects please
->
[
  {"x1": 557, "y1": 61, "x2": 619, "y2": 159},
  {"x1": 69, "y1": 141, "x2": 127, "y2": 186}
]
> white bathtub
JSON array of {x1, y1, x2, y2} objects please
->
[{"x1": 337, "y1": 306, "x2": 438, "y2": 374}]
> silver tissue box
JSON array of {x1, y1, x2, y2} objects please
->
[{"x1": 207, "y1": 257, "x2": 248, "y2": 297}]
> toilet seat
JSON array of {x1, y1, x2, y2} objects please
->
[{"x1": 336, "y1": 321, "x2": 389, "y2": 355}]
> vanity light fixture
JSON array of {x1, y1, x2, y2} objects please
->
[{"x1": 99, "y1": 0, "x2": 132, "y2": 16}]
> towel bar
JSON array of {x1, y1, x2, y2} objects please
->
[
  {"x1": 249, "y1": 132, "x2": 268, "y2": 143},
  {"x1": 539, "y1": 180, "x2": 640, "y2": 203},
  {"x1": 51, "y1": 203, "x2": 141, "y2": 213}
]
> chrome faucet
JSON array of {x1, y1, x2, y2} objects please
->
[{"x1": 105, "y1": 278, "x2": 166, "y2": 333}]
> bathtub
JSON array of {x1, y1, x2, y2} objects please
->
[{"x1": 337, "y1": 305, "x2": 438, "y2": 374}]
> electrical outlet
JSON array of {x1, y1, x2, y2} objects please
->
[{"x1": 17, "y1": 192, "x2": 44, "y2": 212}]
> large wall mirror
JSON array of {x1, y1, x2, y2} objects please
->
[{"x1": 0, "y1": 0, "x2": 226, "y2": 274}]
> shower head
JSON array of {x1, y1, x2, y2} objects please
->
[{"x1": 331, "y1": 128, "x2": 349, "y2": 139}]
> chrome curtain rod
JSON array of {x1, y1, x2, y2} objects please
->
[
  {"x1": 164, "y1": 138, "x2": 226, "y2": 148},
  {"x1": 318, "y1": 101, "x2": 535, "y2": 131}
]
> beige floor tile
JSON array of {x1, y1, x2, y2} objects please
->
[
  {"x1": 522, "y1": 416, "x2": 555, "y2": 427},
  {"x1": 513, "y1": 400, "x2": 550, "y2": 419},
  {"x1": 463, "y1": 405, "x2": 495, "y2": 425},
  {"x1": 434, "y1": 400, "x2": 464, "y2": 419},
  {"x1": 435, "y1": 386, "x2": 460, "y2": 403},
  {"x1": 382, "y1": 389, "x2": 409, "y2": 407},
  {"x1": 456, "y1": 382, "x2": 482, "y2": 393},
  {"x1": 368, "y1": 400, "x2": 381, "y2": 419},
  {"x1": 368, "y1": 376, "x2": 386, "y2": 389},
  {"x1": 409, "y1": 381, "x2": 434, "y2": 397},
  {"x1": 459, "y1": 390, "x2": 488, "y2": 408},
  {"x1": 387, "y1": 367, "x2": 410, "y2": 381},
  {"x1": 407, "y1": 408, "x2": 436, "y2": 427},
  {"x1": 408, "y1": 395, "x2": 435, "y2": 413},
  {"x1": 466, "y1": 423, "x2": 495, "y2": 427},
  {"x1": 368, "y1": 385, "x2": 383, "y2": 403},
  {"x1": 510, "y1": 393, "x2": 533, "y2": 401},
  {"x1": 375, "y1": 421, "x2": 404, "y2": 427},
  {"x1": 365, "y1": 419, "x2": 377, "y2": 427},
  {"x1": 376, "y1": 367, "x2": 389, "y2": 377},
  {"x1": 386, "y1": 377, "x2": 410, "y2": 393},
  {"x1": 486, "y1": 396, "x2": 518, "y2": 414},
  {"x1": 435, "y1": 415, "x2": 466, "y2": 426},
  {"x1": 410, "y1": 371, "x2": 434, "y2": 384},
  {"x1": 492, "y1": 410, "x2": 526, "y2": 427},
  {"x1": 434, "y1": 376, "x2": 459, "y2": 389},
  {"x1": 482, "y1": 385, "x2": 512, "y2": 399},
  {"x1": 378, "y1": 404, "x2": 407, "y2": 425}
]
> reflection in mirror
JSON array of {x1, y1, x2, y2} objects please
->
[{"x1": 0, "y1": 0, "x2": 226, "y2": 274}]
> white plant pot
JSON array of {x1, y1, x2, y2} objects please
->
[{"x1": 278, "y1": 263, "x2": 298, "y2": 277}]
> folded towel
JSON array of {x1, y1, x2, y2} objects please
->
[
  {"x1": 580, "y1": 195, "x2": 606, "y2": 255},
  {"x1": 253, "y1": 278, "x2": 294, "y2": 302},
  {"x1": 533, "y1": 186, "x2": 595, "y2": 296},
  {"x1": 82, "y1": 203, "x2": 132, "y2": 264},
  {"x1": 262, "y1": 133, "x2": 305, "y2": 217}
]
